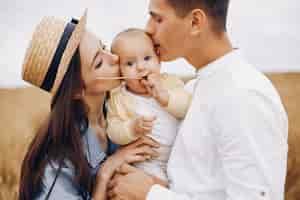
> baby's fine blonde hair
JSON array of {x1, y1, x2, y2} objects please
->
[{"x1": 111, "y1": 28, "x2": 151, "y2": 54}]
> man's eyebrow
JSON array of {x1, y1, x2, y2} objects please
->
[{"x1": 149, "y1": 11, "x2": 159, "y2": 18}]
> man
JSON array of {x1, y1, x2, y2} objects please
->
[{"x1": 107, "y1": 0, "x2": 288, "y2": 199}]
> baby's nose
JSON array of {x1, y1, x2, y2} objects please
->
[{"x1": 137, "y1": 64, "x2": 146, "y2": 71}]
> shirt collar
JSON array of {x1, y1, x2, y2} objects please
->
[
  {"x1": 196, "y1": 49, "x2": 242, "y2": 79},
  {"x1": 82, "y1": 127, "x2": 107, "y2": 169}
]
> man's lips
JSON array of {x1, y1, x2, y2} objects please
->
[{"x1": 154, "y1": 44, "x2": 161, "y2": 57}]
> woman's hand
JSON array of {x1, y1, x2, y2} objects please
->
[
  {"x1": 98, "y1": 136, "x2": 160, "y2": 182},
  {"x1": 92, "y1": 136, "x2": 160, "y2": 200}
]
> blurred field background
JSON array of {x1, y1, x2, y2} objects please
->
[{"x1": 0, "y1": 73, "x2": 299, "y2": 199}]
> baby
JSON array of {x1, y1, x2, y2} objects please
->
[{"x1": 106, "y1": 28, "x2": 192, "y2": 181}]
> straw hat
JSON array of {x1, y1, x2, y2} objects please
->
[{"x1": 22, "y1": 10, "x2": 87, "y2": 95}]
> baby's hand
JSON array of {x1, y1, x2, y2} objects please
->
[
  {"x1": 132, "y1": 115, "x2": 156, "y2": 136},
  {"x1": 142, "y1": 73, "x2": 169, "y2": 107}
]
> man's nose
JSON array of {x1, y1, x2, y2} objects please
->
[{"x1": 145, "y1": 19, "x2": 154, "y2": 36}]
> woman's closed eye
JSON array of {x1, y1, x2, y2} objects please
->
[
  {"x1": 95, "y1": 58, "x2": 103, "y2": 69},
  {"x1": 95, "y1": 44, "x2": 106, "y2": 69}
]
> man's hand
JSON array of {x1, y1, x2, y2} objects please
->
[
  {"x1": 132, "y1": 115, "x2": 156, "y2": 136},
  {"x1": 107, "y1": 164, "x2": 156, "y2": 200},
  {"x1": 141, "y1": 73, "x2": 169, "y2": 107}
]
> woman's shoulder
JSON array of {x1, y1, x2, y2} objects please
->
[
  {"x1": 37, "y1": 160, "x2": 83, "y2": 199},
  {"x1": 43, "y1": 160, "x2": 75, "y2": 185}
]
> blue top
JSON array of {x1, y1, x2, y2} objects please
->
[{"x1": 35, "y1": 126, "x2": 118, "y2": 199}]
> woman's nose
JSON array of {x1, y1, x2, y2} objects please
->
[{"x1": 104, "y1": 51, "x2": 119, "y2": 64}]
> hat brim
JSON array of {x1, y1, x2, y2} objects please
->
[{"x1": 50, "y1": 10, "x2": 87, "y2": 95}]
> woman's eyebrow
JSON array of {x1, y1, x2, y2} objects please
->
[{"x1": 91, "y1": 49, "x2": 100, "y2": 69}]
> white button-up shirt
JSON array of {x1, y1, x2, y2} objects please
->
[{"x1": 146, "y1": 50, "x2": 288, "y2": 200}]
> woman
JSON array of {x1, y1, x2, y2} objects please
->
[{"x1": 19, "y1": 11, "x2": 159, "y2": 199}]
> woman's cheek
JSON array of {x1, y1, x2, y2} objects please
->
[{"x1": 85, "y1": 81, "x2": 104, "y2": 95}]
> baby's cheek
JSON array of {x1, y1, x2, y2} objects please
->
[
  {"x1": 120, "y1": 65, "x2": 128, "y2": 76},
  {"x1": 149, "y1": 62, "x2": 161, "y2": 73},
  {"x1": 122, "y1": 66, "x2": 138, "y2": 77}
]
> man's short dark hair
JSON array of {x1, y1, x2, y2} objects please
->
[{"x1": 166, "y1": 0, "x2": 229, "y2": 32}]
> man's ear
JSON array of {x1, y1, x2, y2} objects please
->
[{"x1": 189, "y1": 9, "x2": 207, "y2": 36}]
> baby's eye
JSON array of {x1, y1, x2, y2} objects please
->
[
  {"x1": 127, "y1": 61, "x2": 134, "y2": 66},
  {"x1": 144, "y1": 56, "x2": 151, "y2": 61}
]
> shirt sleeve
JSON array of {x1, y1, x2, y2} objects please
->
[
  {"x1": 147, "y1": 90, "x2": 287, "y2": 200},
  {"x1": 162, "y1": 74, "x2": 192, "y2": 119},
  {"x1": 174, "y1": 73, "x2": 197, "y2": 84},
  {"x1": 147, "y1": 184, "x2": 193, "y2": 200},
  {"x1": 106, "y1": 88, "x2": 138, "y2": 145},
  {"x1": 106, "y1": 117, "x2": 138, "y2": 145},
  {"x1": 212, "y1": 90, "x2": 287, "y2": 200},
  {"x1": 165, "y1": 87, "x2": 192, "y2": 119}
]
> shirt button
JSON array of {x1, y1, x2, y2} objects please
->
[{"x1": 260, "y1": 191, "x2": 266, "y2": 196}]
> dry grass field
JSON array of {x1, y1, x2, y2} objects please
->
[
  {"x1": 0, "y1": 87, "x2": 50, "y2": 199},
  {"x1": 266, "y1": 73, "x2": 300, "y2": 199},
  {"x1": 0, "y1": 73, "x2": 299, "y2": 199}
]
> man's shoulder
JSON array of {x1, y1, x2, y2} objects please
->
[
  {"x1": 207, "y1": 62, "x2": 279, "y2": 101},
  {"x1": 233, "y1": 64, "x2": 283, "y2": 105}
]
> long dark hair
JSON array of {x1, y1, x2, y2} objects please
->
[{"x1": 19, "y1": 49, "x2": 93, "y2": 199}]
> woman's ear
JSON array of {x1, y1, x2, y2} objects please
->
[{"x1": 189, "y1": 9, "x2": 207, "y2": 36}]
